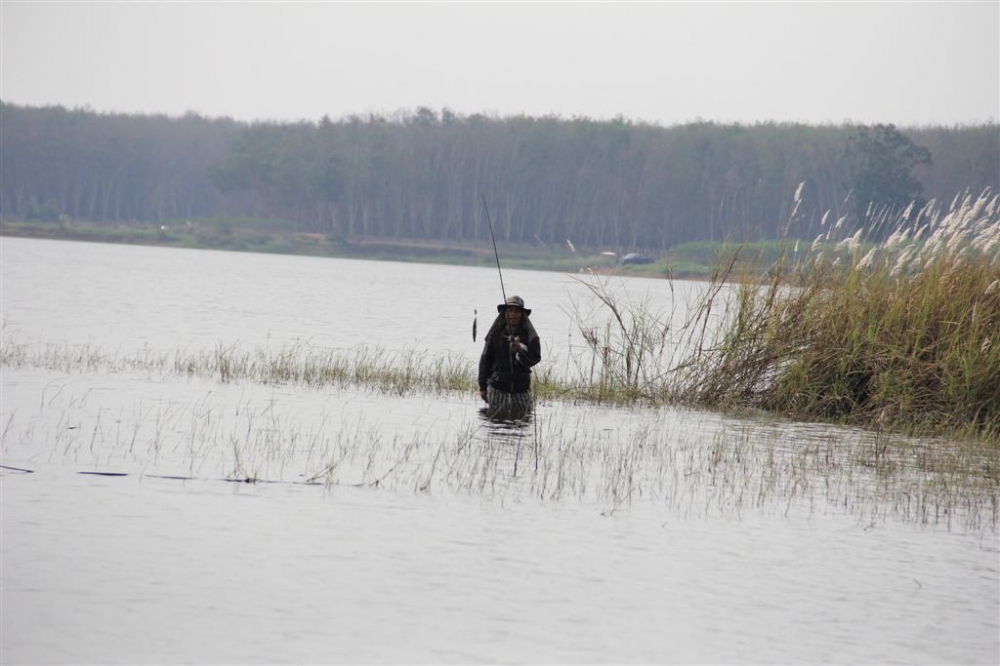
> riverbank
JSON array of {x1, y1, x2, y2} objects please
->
[{"x1": 0, "y1": 217, "x2": 735, "y2": 280}]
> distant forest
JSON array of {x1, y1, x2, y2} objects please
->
[{"x1": 2, "y1": 101, "x2": 997, "y2": 253}]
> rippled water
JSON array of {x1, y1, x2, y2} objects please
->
[{"x1": 2, "y1": 237, "x2": 998, "y2": 664}]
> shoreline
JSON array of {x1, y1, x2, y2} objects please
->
[{"x1": 0, "y1": 219, "x2": 713, "y2": 280}]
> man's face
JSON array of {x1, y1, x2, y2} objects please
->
[{"x1": 505, "y1": 307, "x2": 523, "y2": 328}]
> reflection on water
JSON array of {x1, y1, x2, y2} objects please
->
[
  {"x1": 478, "y1": 404, "x2": 533, "y2": 429},
  {"x1": 478, "y1": 406, "x2": 540, "y2": 479},
  {"x1": 2, "y1": 238, "x2": 998, "y2": 665}
]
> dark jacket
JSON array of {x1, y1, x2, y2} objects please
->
[{"x1": 478, "y1": 315, "x2": 541, "y2": 393}]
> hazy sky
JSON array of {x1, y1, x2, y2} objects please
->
[{"x1": 2, "y1": 1, "x2": 997, "y2": 127}]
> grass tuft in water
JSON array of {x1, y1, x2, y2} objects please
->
[{"x1": 678, "y1": 188, "x2": 1000, "y2": 443}]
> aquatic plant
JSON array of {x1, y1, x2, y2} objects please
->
[
  {"x1": 0, "y1": 338, "x2": 481, "y2": 396},
  {"x1": 6, "y1": 382, "x2": 993, "y2": 530},
  {"x1": 559, "y1": 276, "x2": 677, "y2": 405},
  {"x1": 679, "y1": 187, "x2": 1000, "y2": 441}
]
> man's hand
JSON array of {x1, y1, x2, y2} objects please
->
[{"x1": 479, "y1": 389, "x2": 487, "y2": 402}]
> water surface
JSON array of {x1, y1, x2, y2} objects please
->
[{"x1": 2, "y1": 237, "x2": 997, "y2": 664}]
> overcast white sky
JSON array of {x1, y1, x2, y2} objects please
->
[{"x1": 2, "y1": 1, "x2": 997, "y2": 127}]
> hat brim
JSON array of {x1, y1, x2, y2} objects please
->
[{"x1": 497, "y1": 304, "x2": 531, "y2": 316}]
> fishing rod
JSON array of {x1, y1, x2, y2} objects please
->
[
  {"x1": 480, "y1": 193, "x2": 508, "y2": 309},
  {"x1": 480, "y1": 193, "x2": 517, "y2": 396}
]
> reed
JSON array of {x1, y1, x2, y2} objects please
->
[
  {"x1": 1, "y1": 338, "x2": 485, "y2": 396},
  {"x1": 558, "y1": 276, "x2": 677, "y2": 405},
  {"x1": 680, "y1": 188, "x2": 1000, "y2": 443}
]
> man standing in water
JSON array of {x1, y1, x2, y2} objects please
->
[{"x1": 478, "y1": 295, "x2": 541, "y2": 417}]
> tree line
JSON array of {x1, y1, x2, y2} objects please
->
[{"x1": 2, "y1": 101, "x2": 997, "y2": 253}]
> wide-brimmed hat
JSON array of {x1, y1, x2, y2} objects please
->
[{"x1": 497, "y1": 295, "x2": 531, "y2": 316}]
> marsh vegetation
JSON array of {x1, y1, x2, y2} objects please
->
[{"x1": 4, "y1": 190, "x2": 997, "y2": 531}]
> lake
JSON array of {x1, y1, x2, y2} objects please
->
[{"x1": 2, "y1": 237, "x2": 997, "y2": 664}]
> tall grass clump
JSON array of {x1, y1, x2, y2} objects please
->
[
  {"x1": 683, "y1": 188, "x2": 1000, "y2": 441},
  {"x1": 561, "y1": 276, "x2": 679, "y2": 405}
]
